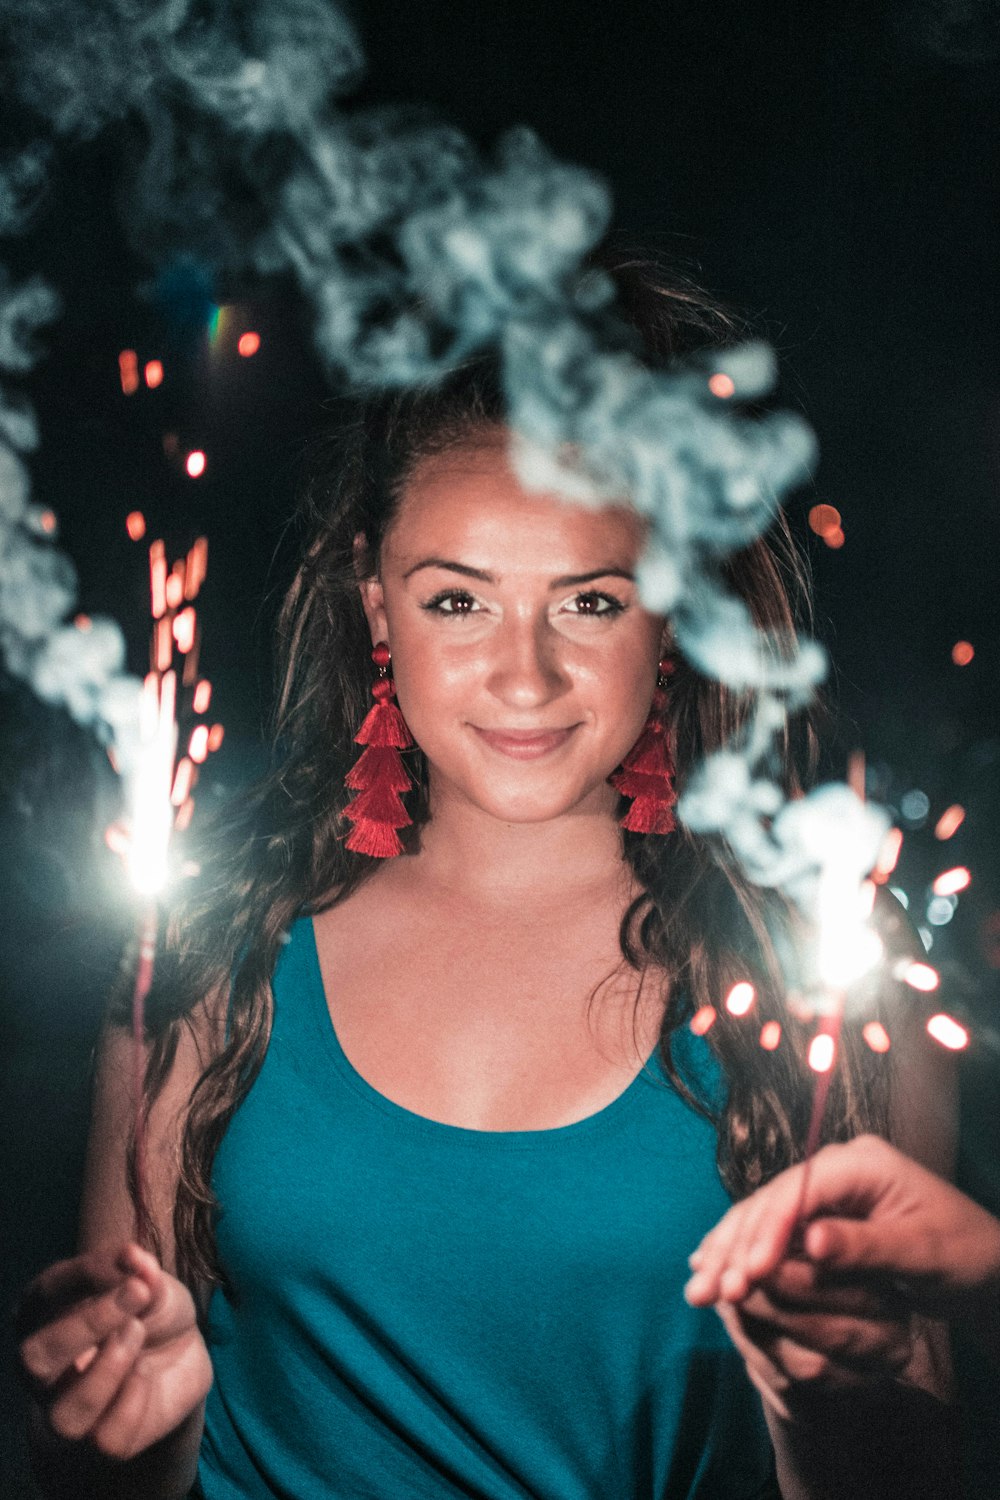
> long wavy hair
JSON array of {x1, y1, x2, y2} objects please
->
[{"x1": 122, "y1": 249, "x2": 892, "y2": 1290}]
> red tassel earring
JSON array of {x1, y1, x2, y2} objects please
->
[
  {"x1": 610, "y1": 658, "x2": 677, "y2": 835},
  {"x1": 344, "y1": 642, "x2": 415, "y2": 858}
]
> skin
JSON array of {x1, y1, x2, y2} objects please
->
[{"x1": 685, "y1": 1136, "x2": 1000, "y2": 1365}]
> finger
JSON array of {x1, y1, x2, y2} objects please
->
[
  {"x1": 14, "y1": 1245, "x2": 134, "y2": 1339},
  {"x1": 46, "y1": 1317, "x2": 146, "y2": 1443},
  {"x1": 804, "y1": 1215, "x2": 935, "y2": 1283},
  {"x1": 19, "y1": 1277, "x2": 152, "y2": 1390},
  {"x1": 761, "y1": 1257, "x2": 895, "y2": 1317},
  {"x1": 737, "y1": 1296, "x2": 914, "y2": 1373},
  {"x1": 686, "y1": 1205, "x2": 752, "y2": 1302},
  {"x1": 715, "y1": 1302, "x2": 793, "y2": 1422}
]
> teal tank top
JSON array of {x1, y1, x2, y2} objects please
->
[{"x1": 198, "y1": 916, "x2": 774, "y2": 1499}]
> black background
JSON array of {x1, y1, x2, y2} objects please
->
[{"x1": 2, "y1": 2, "x2": 998, "y2": 1493}]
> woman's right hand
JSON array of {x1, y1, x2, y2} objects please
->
[{"x1": 16, "y1": 1240, "x2": 213, "y2": 1461}]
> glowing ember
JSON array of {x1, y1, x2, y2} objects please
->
[
  {"x1": 238, "y1": 330, "x2": 261, "y2": 358},
  {"x1": 189, "y1": 724, "x2": 210, "y2": 763},
  {"x1": 126, "y1": 511, "x2": 147, "y2": 541},
  {"x1": 934, "y1": 804, "x2": 965, "y2": 841},
  {"x1": 862, "y1": 1020, "x2": 891, "y2": 1054},
  {"x1": 193, "y1": 679, "x2": 212, "y2": 714},
  {"x1": 172, "y1": 607, "x2": 197, "y2": 654},
  {"x1": 900, "y1": 960, "x2": 940, "y2": 993},
  {"x1": 759, "y1": 1020, "x2": 781, "y2": 1051},
  {"x1": 808, "y1": 1032, "x2": 836, "y2": 1074},
  {"x1": 119, "y1": 349, "x2": 139, "y2": 395},
  {"x1": 933, "y1": 866, "x2": 971, "y2": 897},
  {"x1": 926, "y1": 1013, "x2": 969, "y2": 1051},
  {"x1": 808, "y1": 504, "x2": 841, "y2": 538},
  {"x1": 708, "y1": 372, "x2": 735, "y2": 399},
  {"x1": 951, "y1": 641, "x2": 974, "y2": 666},
  {"x1": 144, "y1": 359, "x2": 164, "y2": 389},
  {"x1": 725, "y1": 980, "x2": 756, "y2": 1017},
  {"x1": 207, "y1": 723, "x2": 225, "y2": 752},
  {"x1": 690, "y1": 1004, "x2": 717, "y2": 1036},
  {"x1": 872, "y1": 826, "x2": 903, "y2": 884},
  {"x1": 186, "y1": 450, "x2": 207, "y2": 479}
]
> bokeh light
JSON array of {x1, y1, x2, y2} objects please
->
[
  {"x1": 933, "y1": 866, "x2": 971, "y2": 897},
  {"x1": 126, "y1": 510, "x2": 146, "y2": 541},
  {"x1": 185, "y1": 450, "x2": 207, "y2": 478},
  {"x1": 238, "y1": 330, "x2": 261, "y2": 358},
  {"x1": 118, "y1": 349, "x2": 139, "y2": 395},
  {"x1": 725, "y1": 980, "x2": 756, "y2": 1016},
  {"x1": 759, "y1": 1020, "x2": 781, "y2": 1050},
  {"x1": 951, "y1": 640, "x2": 974, "y2": 666},
  {"x1": 862, "y1": 1020, "x2": 891, "y2": 1053},
  {"x1": 808, "y1": 503, "x2": 841, "y2": 538},
  {"x1": 808, "y1": 1033, "x2": 836, "y2": 1073},
  {"x1": 934, "y1": 804, "x2": 965, "y2": 841},
  {"x1": 690, "y1": 1004, "x2": 716, "y2": 1036},
  {"x1": 708, "y1": 372, "x2": 734, "y2": 398},
  {"x1": 926, "y1": 1013, "x2": 969, "y2": 1051},
  {"x1": 144, "y1": 359, "x2": 164, "y2": 389}
]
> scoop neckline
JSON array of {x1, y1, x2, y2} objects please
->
[{"x1": 300, "y1": 914, "x2": 664, "y2": 1149}]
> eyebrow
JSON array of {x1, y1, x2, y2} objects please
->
[{"x1": 402, "y1": 558, "x2": 636, "y2": 588}]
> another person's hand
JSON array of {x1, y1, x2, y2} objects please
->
[
  {"x1": 16, "y1": 1241, "x2": 213, "y2": 1460},
  {"x1": 685, "y1": 1135, "x2": 1000, "y2": 1326}
]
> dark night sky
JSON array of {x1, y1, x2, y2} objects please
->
[{"x1": 2, "y1": 2, "x2": 999, "y2": 1488}]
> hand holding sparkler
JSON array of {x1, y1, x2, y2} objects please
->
[
  {"x1": 16, "y1": 1241, "x2": 211, "y2": 1472},
  {"x1": 685, "y1": 1137, "x2": 1000, "y2": 1365}
]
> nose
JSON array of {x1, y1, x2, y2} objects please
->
[{"x1": 486, "y1": 614, "x2": 570, "y2": 712}]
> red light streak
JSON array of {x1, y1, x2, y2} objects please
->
[{"x1": 150, "y1": 541, "x2": 167, "y2": 618}]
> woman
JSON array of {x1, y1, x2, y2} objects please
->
[{"x1": 17, "y1": 254, "x2": 957, "y2": 1498}]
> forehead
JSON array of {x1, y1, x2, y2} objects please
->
[{"x1": 384, "y1": 435, "x2": 646, "y2": 571}]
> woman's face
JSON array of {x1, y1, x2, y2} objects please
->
[{"x1": 359, "y1": 431, "x2": 668, "y2": 826}]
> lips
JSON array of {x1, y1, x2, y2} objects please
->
[{"x1": 472, "y1": 726, "x2": 576, "y2": 759}]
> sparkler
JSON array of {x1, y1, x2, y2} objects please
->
[{"x1": 112, "y1": 525, "x2": 216, "y2": 1244}]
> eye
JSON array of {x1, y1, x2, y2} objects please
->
[
  {"x1": 564, "y1": 591, "x2": 627, "y2": 618},
  {"x1": 421, "y1": 589, "x2": 481, "y2": 616}
]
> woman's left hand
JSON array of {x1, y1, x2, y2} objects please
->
[{"x1": 707, "y1": 1255, "x2": 915, "y2": 1422}]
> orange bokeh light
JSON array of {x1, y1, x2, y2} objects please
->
[
  {"x1": 690, "y1": 1005, "x2": 717, "y2": 1036},
  {"x1": 933, "y1": 866, "x2": 971, "y2": 897},
  {"x1": 824, "y1": 526, "x2": 845, "y2": 549},
  {"x1": 926, "y1": 1013, "x2": 969, "y2": 1051},
  {"x1": 126, "y1": 510, "x2": 146, "y2": 541},
  {"x1": 952, "y1": 641, "x2": 974, "y2": 666},
  {"x1": 708, "y1": 372, "x2": 735, "y2": 399},
  {"x1": 238, "y1": 331, "x2": 261, "y2": 358},
  {"x1": 144, "y1": 359, "x2": 164, "y2": 389},
  {"x1": 73, "y1": 614, "x2": 92, "y2": 631},
  {"x1": 118, "y1": 349, "x2": 139, "y2": 395},
  {"x1": 186, "y1": 450, "x2": 207, "y2": 479},
  {"x1": 193, "y1": 679, "x2": 212, "y2": 714},
  {"x1": 39, "y1": 509, "x2": 57, "y2": 534},
  {"x1": 207, "y1": 723, "x2": 225, "y2": 753},
  {"x1": 808, "y1": 504, "x2": 842, "y2": 538},
  {"x1": 725, "y1": 981, "x2": 756, "y2": 1017},
  {"x1": 759, "y1": 1021, "x2": 782, "y2": 1051},
  {"x1": 934, "y1": 804, "x2": 965, "y2": 841},
  {"x1": 862, "y1": 1021, "x2": 891, "y2": 1054}
]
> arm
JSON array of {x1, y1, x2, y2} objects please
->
[
  {"x1": 692, "y1": 988, "x2": 962, "y2": 1500},
  {"x1": 19, "y1": 1002, "x2": 219, "y2": 1500}
]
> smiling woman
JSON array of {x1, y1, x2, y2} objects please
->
[{"x1": 18, "y1": 251, "x2": 956, "y2": 1500}]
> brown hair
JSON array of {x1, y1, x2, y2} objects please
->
[{"x1": 122, "y1": 249, "x2": 892, "y2": 1290}]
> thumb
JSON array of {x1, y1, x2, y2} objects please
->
[{"x1": 804, "y1": 1216, "x2": 906, "y2": 1275}]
